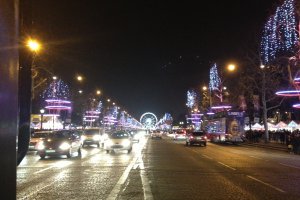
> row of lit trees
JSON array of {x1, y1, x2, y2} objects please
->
[{"x1": 26, "y1": 38, "x2": 141, "y2": 130}]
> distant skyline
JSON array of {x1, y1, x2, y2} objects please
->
[{"x1": 30, "y1": 0, "x2": 276, "y2": 120}]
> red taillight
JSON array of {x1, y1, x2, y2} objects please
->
[{"x1": 204, "y1": 136, "x2": 207, "y2": 139}]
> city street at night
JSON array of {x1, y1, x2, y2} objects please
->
[{"x1": 17, "y1": 135, "x2": 300, "y2": 200}]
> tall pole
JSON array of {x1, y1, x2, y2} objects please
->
[{"x1": 0, "y1": 0, "x2": 19, "y2": 197}]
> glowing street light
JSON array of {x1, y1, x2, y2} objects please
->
[
  {"x1": 96, "y1": 90, "x2": 101, "y2": 95},
  {"x1": 202, "y1": 86, "x2": 207, "y2": 91},
  {"x1": 77, "y1": 75, "x2": 83, "y2": 82},
  {"x1": 107, "y1": 99, "x2": 111, "y2": 102},
  {"x1": 260, "y1": 64, "x2": 265, "y2": 69},
  {"x1": 78, "y1": 90, "x2": 83, "y2": 94},
  {"x1": 52, "y1": 76, "x2": 57, "y2": 80},
  {"x1": 26, "y1": 39, "x2": 41, "y2": 52},
  {"x1": 227, "y1": 64, "x2": 236, "y2": 72}
]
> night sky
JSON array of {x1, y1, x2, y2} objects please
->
[{"x1": 31, "y1": 0, "x2": 277, "y2": 120}]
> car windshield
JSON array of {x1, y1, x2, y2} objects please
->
[
  {"x1": 192, "y1": 132, "x2": 205, "y2": 136},
  {"x1": 31, "y1": 132, "x2": 50, "y2": 138},
  {"x1": 110, "y1": 132, "x2": 129, "y2": 139},
  {"x1": 84, "y1": 129, "x2": 99, "y2": 135}
]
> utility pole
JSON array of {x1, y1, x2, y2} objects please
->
[{"x1": 0, "y1": 0, "x2": 19, "y2": 198}]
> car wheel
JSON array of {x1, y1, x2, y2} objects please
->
[
  {"x1": 128, "y1": 148, "x2": 132, "y2": 154},
  {"x1": 185, "y1": 141, "x2": 189, "y2": 146},
  {"x1": 78, "y1": 148, "x2": 82, "y2": 156},
  {"x1": 97, "y1": 143, "x2": 100, "y2": 148},
  {"x1": 106, "y1": 150, "x2": 109, "y2": 153},
  {"x1": 39, "y1": 154, "x2": 46, "y2": 159},
  {"x1": 204, "y1": 142, "x2": 207, "y2": 147},
  {"x1": 66, "y1": 150, "x2": 71, "y2": 158}
]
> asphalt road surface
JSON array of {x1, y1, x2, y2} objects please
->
[{"x1": 17, "y1": 135, "x2": 300, "y2": 200}]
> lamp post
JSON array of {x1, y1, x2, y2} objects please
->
[
  {"x1": 40, "y1": 109, "x2": 45, "y2": 130},
  {"x1": 26, "y1": 38, "x2": 41, "y2": 101}
]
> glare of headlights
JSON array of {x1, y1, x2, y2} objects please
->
[
  {"x1": 59, "y1": 142, "x2": 71, "y2": 150},
  {"x1": 103, "y1": 133, "x2": 108, "y2": 139},
  {"x1": 36, "y1": 141, "x2": 45, "y2": 150},
  {"x1": 81, "y1": 135, "x2": 86, "y2": 141},
  {"x1": 106, "y1": 139, "x2": 113, "y2": 146},
  {"x1": 122, "y1": 139, "x2": 130, "y2": 146},
  {"x1": 93, "y1": 135, "x2": 101, "y2": 141}
]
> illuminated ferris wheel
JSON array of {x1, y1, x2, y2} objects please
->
[{"x1": 140, "y1": 112, "x2": 158, "y2": 129}]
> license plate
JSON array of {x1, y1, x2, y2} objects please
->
[{"x1": 46, "y1": 150, "x2": 56, "y2": 153}]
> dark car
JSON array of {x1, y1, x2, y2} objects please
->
[
  {"x1": 186, "y1": 131, "x2": 207, "y2": 146},
  {"x1": 36, "y1": 130, "x2": 82, "y2": 159},
  {"x1": 81, "y1": 128, "x2": 102, "y2": 147}
]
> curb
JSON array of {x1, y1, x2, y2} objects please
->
[{"x1": 239, "y1": 142, "x2": 288, "y2": 152}]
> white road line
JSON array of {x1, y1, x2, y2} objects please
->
[
  {"x1": 34, "y1": 166, "x2": 55, "y2": 174},
  {"x1": 202, "y1": 154, "x2": 213, "y2": 160},
  {"x1": 140, "y1": 170, "x2": 153, "y2": 200},
  {"x1": 279, "y1": 163, "x2": 300, "y2": 170},
  {"x1": 106, "y1": 156, "x2": 137, "y2": 200},
  {"x1": 247, "y1": 175, "x2": 285, "y2": 193},
  {"x1": 218, "y1": 162, "x2": 236, "y2": 171},
  {"x1": 107, "y1": 138, "x2": 149, "y2": 200}
]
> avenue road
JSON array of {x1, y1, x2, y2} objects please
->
[{"x1": 17, "y1": 135, "x2": 300, "y2": 200}]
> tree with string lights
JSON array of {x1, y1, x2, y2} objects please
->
[{"x1": 258, "y1": 0, "x2": 300, "y2": 142}]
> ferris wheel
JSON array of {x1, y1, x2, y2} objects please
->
[{"x1": 140, "y1": 112, "x2": 158, "y2": 129}]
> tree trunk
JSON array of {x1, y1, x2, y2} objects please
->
[{"x1": 262, "y1": 71, "x2": 269, "y2": 143}]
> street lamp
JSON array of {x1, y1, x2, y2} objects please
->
[
  {"x1": 77, "y1": 75, "x2": 83, "y2": 82},
  {"x1": 40, "y1": 109, "x2": 45, "y2": 130},
  {"x1": 227, "y1": 64, "x2": 236, "y2": 72},
  {"x1": 26, "y1": 39, "x2": 41, "y2": 53},
  {"x1": 96, "y1": 90, "x2": 101, "y2": 95}
]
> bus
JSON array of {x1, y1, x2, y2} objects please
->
[{"x1": 203, "y1": 110, "x2": 245, "y2": 144}]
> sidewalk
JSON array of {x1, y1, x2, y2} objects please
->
[{"x1": 240, "y1": 140, "x2": 289, "y2": 152}]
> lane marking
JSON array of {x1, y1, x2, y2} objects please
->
[
  {"x1": 218, "y1": 162, "x2": 236, "y2": 171},
  {"x1": 107, "y1": 138, "x2": 149, "y2": 200},
  {"x1": 34, "y1": 166, "x2": 55, "y2": 174},
  {"x1": 106, "y1": 156, "x2": 138, "y2": 200},
  {"x1": 279, "y1": 163, "x2": 300, "y2": 170},
  {"x1": 140, "y1": 170, "x2": 153, "y2": 200},
  {"x1": 247, "y1": 175, "x2": 285, "y2": 193},
  {"x1": 202, "y1": 154, "x2": 213, "y2": 160}
]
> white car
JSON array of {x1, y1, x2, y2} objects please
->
[{"x1": 104, "y1": 131, "x2": 133, "y2": 153}]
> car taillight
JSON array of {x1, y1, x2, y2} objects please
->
[{"x1": 204, "y1": 136, "x2": 207, "y2": 139}]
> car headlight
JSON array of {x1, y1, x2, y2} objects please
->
[
  {"x1": 93, "y1": 135, "x2": 101, "y2": 141},
  {"x1": 103, "y1": 133, "x2": 108, "y2": 140},
  {"x1": 122, "y1": 139, "x2": 130, "y2": 146},
  {"x1": 36, "y1": 141, "x2": 45, "y2": 150},
  {"x1": 59, "y1": 142, "x2": 71, "y2": 150}
]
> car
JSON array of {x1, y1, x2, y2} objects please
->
[
  {"x1": 28, "y1": 131, "x2": 51, "y2": 151},
  {"x1": 36, "y1": 130, "x2": 82, "y2": 159},
  {"x1": 81, "y1": 128, "x2": 102, "y2": 147},
  {"x1": 186, "y1": 131, "x2": 207, "y2": 146},
  {"x1": 151, "y1": 130, "x2": 162, "y2": 139},
  {"x1": 174, "y1": 130, "x2": 187, "y2": 140},
  {"x1": 104, "y1": 131, "x2": 133, "y2": 153}
]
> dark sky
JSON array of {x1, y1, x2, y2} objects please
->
[{"x1": 31, "y1": 0, "x2": 277, "y2": 120}]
